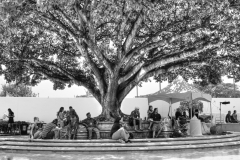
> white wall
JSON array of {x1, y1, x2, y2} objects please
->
[
  {"x1": 1, "y1": 97, "x2": 240, "y2": 123},
  {"x1": 0, "y1": 97, "x2": 148, "y2": 123}
]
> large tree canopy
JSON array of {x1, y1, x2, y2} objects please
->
[
  {"x1": 1, "y1": 0, "x2": 240, "y2": 119},
  {"x1": 0, "y1": 83, "x2": 37, "y2": 97},
  {"x1": 194, "y1": 82, "x2": 240, "y2": 98}
]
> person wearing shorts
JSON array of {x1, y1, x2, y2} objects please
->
[
  {"x1": 150, "y1": 108, "x2": 163, "y2": 138},
  {"x1": 129, "y1": 107, "x2": 143, "y2": 131}
]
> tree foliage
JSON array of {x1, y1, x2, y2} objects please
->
[
  {"x1": 0, "y1": 83, "x2": 37, "y2": 97},
  {"x1": 179, "y1": 100, "x2": 203, "y2": 113},
  {"x1": 194, "y1": 82, "x2": 240, "y2": 98},
  {"x1": 1, "y1": 0, "x2": 240, "y2": 118}
]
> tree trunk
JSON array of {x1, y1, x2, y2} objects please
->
[
  {"x1": 99, "y1": 96, "x2": 122, "y2": 121},
  {"x1": 95, "y1": 77, "x2": 123, "y2": 121}
]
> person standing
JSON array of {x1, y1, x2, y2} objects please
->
[
  {"x1": 150, "y1": 108, "x2": 163, "y2": 138},
  {"x1": 81, "y1": 112, "x2": 100, "y2": 139},
  {"x1": 129, "y1": 107, "x2": 143, "y2": 131},
  {"x1": 57, "y1": 107, "x2": 65, "y2": 128},
  {"x1": 7, "y1": 108, "x2": 14, "y2": 134},
  {"x1": 147, "y1": 105, "x2": 154, "y2": 130},
  {"x1": 69, "y1": 106, "x2": 79, "y2": 121}
]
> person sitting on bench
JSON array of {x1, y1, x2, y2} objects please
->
[
  {"x1": 231, "y1": 110, "x2": 239, "y2": 123},
  {"x1": 175, "y1": 108, "x2": 182, "y2": 120},
  {"x1": 226, "y1": 111, "x2": 232, "y2": 123},
  {"x1": 182, "y1": 111, "x2": 189, "y2": 119},
  {"x1": 81, "y1": 112, "x2": 100, "y2": 139},
  {"x1": 150, "y1": 108, "x2": 163, "y2": 138},
  {"x1": 40, "y1": 119, "x2": 59, "y2": 139},
  {"x1": 29, "y1": 117, "x2": 39, "y2": 139},
  {"x1": 129, "y1": 107, "x2": 143, "y2": 131}
]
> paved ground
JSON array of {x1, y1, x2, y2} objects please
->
[
  {"x1": 1, "y1": 134, "x2": 240, "y2": 159},
  {"x1": 0, "y1": 146, "x2": 240, "y2": 160}
]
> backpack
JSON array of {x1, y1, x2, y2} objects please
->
[{"x1": 129, "y1": 133, "x2": 134, "y2": 139}]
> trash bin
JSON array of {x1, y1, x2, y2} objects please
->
[{"x1": 20, "y1": 123, "x2": 29, "y2": 135}]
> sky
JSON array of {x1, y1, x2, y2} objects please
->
[{"x1": 0, "y1": 75, "x2": 238, "y2": 98}]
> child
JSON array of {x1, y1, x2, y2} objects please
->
[{"x1": 147, "y1": 105, "x2": 154, "y2": 130}]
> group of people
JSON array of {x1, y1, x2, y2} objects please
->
[
  {"x1": 175, "y1": 108, "x2": 189, "y2": 121},
  {"x1": 226, "y1": 110, "x2": 239, "y2": 123},
  {"x1": 29, "y1": 105, "x2": 165, "y2": 141},
  {"x1": 127, "y1": 106, "x2": 164, "y2": 138},
  {"x1": 30, "y1": 106, "x2": 100, "y2": 140}
]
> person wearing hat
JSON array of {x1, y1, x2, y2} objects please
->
[
  {"x1": 81, "y1": 112, "x2": 100, "y2": 139},
  {"x1": 129, "y1": 107, "x2": 143, "y2": 131}
]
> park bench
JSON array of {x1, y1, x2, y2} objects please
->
[
  {"x1": 215, "y1": 117, "x2": 226, "y2": 124},
  {"x1": 60, "y1": 120, "x2": 173, "y2": 139}
]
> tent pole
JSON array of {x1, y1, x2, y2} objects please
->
[
  {"x1": 170, "y1": 99, "x2": 173, "y2": 118},
  {"x1": 190, "y1": 95, "x2": 193, "y2": 119},
  {"x1": 210, "y1": 102, "x2": 213, "y2": 126}
]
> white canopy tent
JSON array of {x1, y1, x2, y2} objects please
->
[{"x1": 140, "y1": 76, "x2": 213, "y2": 123}]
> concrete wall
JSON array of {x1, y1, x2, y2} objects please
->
[
  {"x1": 217, "y1": 124, "x2": 240, "y2": 132},
  {"x1": 0, "y1": 97, "x2": 148, "y2": 123},
  {"x1": 1, "y1": 97, "x2": 240, "y2": 123}
]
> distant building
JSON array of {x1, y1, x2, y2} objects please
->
[{"x1": 76, "y1": 91, "x2": 93, "y2": 98}]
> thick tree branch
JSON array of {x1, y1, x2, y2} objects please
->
[
  {"x1": 23, "y1": 61, "x2": 101, "y2": 102},
  {"x1": 123, "y1": 10, "x2": 143, "y2": 54},
  {"x1": 54, "y1": 6, "x2": 81, "y2": 34},
  {"x1": 76, "y1": 42, "x2": 106, "y2": 95},
  {"x1": 86, "y1": 39, "x2": 114, "y2": 75},
  {"x1": 143, "y1": 41, "x2": 223, "y2": 73},
  {"x1": 74, "y1": 3, "x2": 114, "y2": 75},
  {"x1": 118, "y1": 61, "x2": 209, "y2": 102},
  {"x1": 118, "y1": 62, "x2": 144, "y2": 85},
  {"x1": 118, "y1": 40, "x2": 223, "y2": 86}
]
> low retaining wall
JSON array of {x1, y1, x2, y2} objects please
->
[
  {"x1": 1, "y1": 133, "x2": 240, "y2": 152},
  {"x1": 61, "y1": 121, "x2": 173, "y2": 139},
  {"x1": 216, "y1": 123, "x2": 240, "y2": 132}
]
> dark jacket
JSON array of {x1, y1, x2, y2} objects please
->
[
  {"x1": 175, "y1": 111, "x2": 182, "y2": 120},
  {"x1": 150, "y1": 113, "x2": 161, "y2": 121},
  {"x1": 110, "y1": 123, "x2": 121, "y2": 137},
  {"x1": 82, "y1": 118, "x2": 97, "y2": 128},
  {"x1": 226, "y1": 114, "x2": 232, "y2": 123}
]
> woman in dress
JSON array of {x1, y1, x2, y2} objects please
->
[
  {"x1": 7, "y1": 108, "x2": 14, "y2": 134},
  {"x1": 57, "y1": 107, "x2": 64, "y2": 128},
  {"x1": 147, "y1": 105, "x2": 154, "y2": 130}
]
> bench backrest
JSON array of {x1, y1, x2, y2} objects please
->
[{"x1": 215, "y1": 117, "x2": 225, "y2": 124}]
